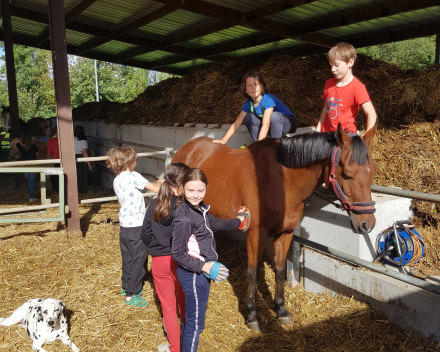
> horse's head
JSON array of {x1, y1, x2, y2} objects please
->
[{"x1": 333, "y1": 124, "x2": 376, "y2": 234}]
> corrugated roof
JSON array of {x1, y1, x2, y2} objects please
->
[{"x1": 0, "y1": 0, "x2": 438, "y2": 75}]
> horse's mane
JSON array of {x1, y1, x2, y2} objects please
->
[{"x1": 276, "y1": 132, "x2": 369, "y2": 168}]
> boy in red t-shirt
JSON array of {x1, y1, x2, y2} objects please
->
[{"x1": 315, "y1": 42, "x2": 377, "y2": 134}]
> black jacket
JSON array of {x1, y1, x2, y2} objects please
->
[
  {"x1": 171, "y1": 199, "x2": 240, "y2": 273},
  {"x1": 141, "y1": 196, "x2": 179, "y2": 257},
  {"x1": 17, "y1": 143, "x2": 38, "y2": 161}
]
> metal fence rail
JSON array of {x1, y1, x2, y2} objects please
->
[
  {"x1": 294, "y1": 236, "x2": 440, "y2": 296},
  {"x1": 0, "y1": 167, "x2": 66, "y2": 223}
]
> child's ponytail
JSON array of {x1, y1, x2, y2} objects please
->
[{"x1": 153, "y1": 163, "x2": 190, "y2": 223}]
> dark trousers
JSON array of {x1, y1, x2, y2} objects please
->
[
  {"x1": 243, "y1": 112, "x2": 296, "y2": 141},
  {"x1": 119, "y1": 226, "x2": 147, "y2": 297},
  {"x1": 75, "y1": 154, "x2": 85, "y2": 194},
  {"x1": 50, "y1": 163, "x2": 60, "y2": 193},
  {"x1": 177, "y1": 266, "x2": 211, "y2": 352}
]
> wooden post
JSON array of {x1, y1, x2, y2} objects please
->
[
  {"x1": 1, "y1": 0, "x2": 21, "y2": 138},
  {"x1": 47, "y1": 0, "x2": 81, "y2": 236}
]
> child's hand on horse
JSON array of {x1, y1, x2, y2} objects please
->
[
  {"x1": 212, "y1": 139, "x2": 226, "y2": 144},
  {"x1": 237, "y1": 206, "x2": 251, "y2": 232}
]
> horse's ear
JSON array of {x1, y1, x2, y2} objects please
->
[
  {"x1": 362, "y1": 125, "x2": 376, "y2": 146},
  {"x1": 336, "y1": 123, "x2": 351, "y2": 147}
]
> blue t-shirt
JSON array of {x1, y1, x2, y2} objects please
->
[{"x1": 242, "y1": 93, "x2": 295, "y2": 118}]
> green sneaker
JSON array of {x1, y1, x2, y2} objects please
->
[
  {"x1": 124, "y1": 296, "x2": 149, "y2": 308},
  {"x1": 121, "y1": 289, "x2": 143, "y2": 296}
]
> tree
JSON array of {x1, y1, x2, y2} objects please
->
[{"x1": 357, "y1": 36, "x2": 436, "y2": 70}]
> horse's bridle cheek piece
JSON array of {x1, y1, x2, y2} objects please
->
[{"x1": 325, "y1": 145, "x2": 376, "y2": 215}]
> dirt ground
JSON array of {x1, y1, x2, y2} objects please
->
[{"x1": 0, "y1": 174, "x2": 440, "y2": 351}]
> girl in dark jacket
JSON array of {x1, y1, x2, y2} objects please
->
[
  {"x1": 172, "y1": 168, "x2": 249, "y2": 352},
  {"x1": 141, "y1": 163, "x2": 190, "y2": 352}
]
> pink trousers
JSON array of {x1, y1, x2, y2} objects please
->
[{"x1": 152, "y1": 255, "x2": 186, "y2": 352}]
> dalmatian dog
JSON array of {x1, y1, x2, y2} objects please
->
[{"x1": 0, "y1": 298, "x2": 79, "y2": 352}]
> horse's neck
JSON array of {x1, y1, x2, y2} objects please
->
[{"x1": 284, "y1": 160, "x2": 329, "y2": 200}]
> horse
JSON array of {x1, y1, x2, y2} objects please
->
[
  {"x1": 1, "y1": 105, "x2": 46, "y2": 137},
  {"x1": 172, "y1": 124, "x2": 376, "y2": 330}
]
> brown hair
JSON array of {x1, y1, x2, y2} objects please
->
[
  {"x1": 181, "y1": 168, "x2": 208, "y2": 189},
  {"x1": 327, "y1": 42, "x2": 357, "y2": 65},
  {"x1": 240, "y1": 71, "x2": 267, "y2": 100},
  {"x1": 153, "y1": 163, "x2": 190, "y2": 223},
  {"x1": 20, "y1": 132, "x2": 32, "y2": 151},
  {"x1": 106, "y1": 146, "x2": 137, "y2": 175}
]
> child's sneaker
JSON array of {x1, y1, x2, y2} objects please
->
[
  {"x1": 121, "y1": 289, "x2": 143, "y2": 296},
  {"x1": 158, "y1": 344, "x2": 170, "y2": 352},
  {"x1": 124, "y1": 295, "x2": 149, "y2": 308},
  {"x1": 29, "y1": 198, "x2": 38, "y2": 203}
]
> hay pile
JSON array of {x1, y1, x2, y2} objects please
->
[
  {"x1": 1, "y1": 181, "x2": 439, "y2": 351},
  {"x1": 72, "y1": 54, "x2": 440, "y2": 128}
]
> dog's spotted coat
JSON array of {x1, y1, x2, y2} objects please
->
[{"x1": 0, "y1": 298, "x2": 79, "y2": 352}]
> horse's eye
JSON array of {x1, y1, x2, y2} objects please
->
[{"x1": 341, "y1": 173, "x2": 352, "y2": 180}]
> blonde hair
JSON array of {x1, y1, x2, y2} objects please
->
[
  {"x1": 106, "y1": 147, "x2": 137, "y2": 175},
  {"x1": 327, "y1": 42, "x2": 357, "y2": 65}
]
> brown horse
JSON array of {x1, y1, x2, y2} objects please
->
[{"x1": 172, "y1": 125, "x2": 376, "y2": 330}]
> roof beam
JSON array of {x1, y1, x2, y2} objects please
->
[
  {"x1": 10, "y1": 4, "x2": 207, "y2": 59},
  {"x1": 0, "y1": 29, "x2": 186, "y2": 76},
  {"x1": 158, "y1": 0, "x2": 439, "y2": 63},
  {"x1": 73, "y1": 5, "x2": 177, "y2": 55},
  {"x1": 243, "y1": 0, "x2": 313, "y2": 21},
  {"x1": 150, "y1": 53, "x2": 232, "y2": 69},
  {"x1": 153, "y1": 0, "x2": 336, "y2": 47},
  {"x1": 36, "y1": 0, "x2": 98, "y2": 46}
]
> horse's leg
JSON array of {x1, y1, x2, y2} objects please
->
[
  {"x1": 273, "y1": 230, "x2": 295, "y2": 325},
  {"x1": 245, "y1": 227, "x2": 267, "y2": 331}
]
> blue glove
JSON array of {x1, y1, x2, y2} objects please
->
[{"x1": 203, "y1": 261, "x2": 229, "y2": 281}]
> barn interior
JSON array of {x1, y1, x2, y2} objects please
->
[{"x1": 1, "y1": 0, "x2": 440, "y2": 351}]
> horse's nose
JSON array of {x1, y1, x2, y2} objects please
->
[
  {"x1": 359, "y1": 220, "x2": 375, "y2": 234},
  {"x1": 48, "y1": 320, "x2": 54, "y2": 326}
]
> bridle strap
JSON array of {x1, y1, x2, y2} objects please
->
[{"x1": 325, "y1": 144, "x2": 376, "y2": 214}]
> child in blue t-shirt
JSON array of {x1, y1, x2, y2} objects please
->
[
  {"x1": 107, "y1": 146, "x2": 162, "y2": 308},
  {"x1": 213, "y1": 71, "x2": 296, "y2": 144}
]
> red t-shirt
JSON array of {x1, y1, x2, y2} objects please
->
[
  {"x1": 47, "y1": 137, "x2": 60, "y2": 159},
  {"x1": 321, "y1": 77, "x2": 370, "y2": 133}
]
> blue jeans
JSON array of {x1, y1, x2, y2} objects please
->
[
  {"x1": 178, "y1": 266, "x2": 211, "y2": 352},
  {"x1": 24, "y1": 172, "x2": 36, "y2": 199},
  {"x1": 243, "y1": 112, "x2": 296, "y2": 141}
]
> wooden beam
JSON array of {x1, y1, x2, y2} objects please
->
[
  {"x1": 296, "y1": 0, "x2": 440, "y2": 35},
  {"x1": 74, "y1": 36, "x2": 111, "y2": 55},
  {"x1": 78, "y1": 5, "x2": 177, "y2": 55},
  {"x1": 150, "y1": 53, "x2": 232, "y2": 69},
  {"x1": 115, "y1": 5, "x2": 176, "y2": 38},
  {"x1": 116, "y1": 47, "x2": 155, "y2": 62},
  {"x1": 47, "y1": 0, "x2": 81, "y2": 236},
  {"x1": 1, "y1": 0, "x2": 21, "y2": 138},
  {"x1": 243, "y1": 0, "x2": 314, "y2": 21},
  {"x1": 37, "y1": 0, "x2": 98, "y2": 46},
  {"x1": 10, "y1": 4, "x2": 205, "y2": 59},
  {"x1": 161, "y1": 22, "x2": 230, "y2": 48}
]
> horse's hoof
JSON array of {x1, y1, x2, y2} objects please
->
[
  {"x1": 246, "y1": 320, "x2": 260, "y2": 331},
  {"x1": 278, "y1": 313, "x2": 294, "y2": 325}
]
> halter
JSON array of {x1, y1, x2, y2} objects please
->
[{"x1": 325, "y1": 144, "x2": 376, "y2": 214}]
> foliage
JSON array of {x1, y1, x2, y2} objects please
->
[
  {"x1": 68, "y1": 57, "x2": 151, "y2": 106},
  {"x1": 357, "y1": 36, "x2": 436, "y2": 70}
]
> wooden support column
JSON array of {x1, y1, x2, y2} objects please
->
[
  {"x1": 47, "y1": 0, "x2": 81, "y2": 236},
  {"x1": 1, "y1": 0, "x2": 20, "y2": 138}
]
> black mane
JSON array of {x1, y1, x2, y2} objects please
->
[{"x1": 276, "y1": 132, "x2": 369, "y2": 168}]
